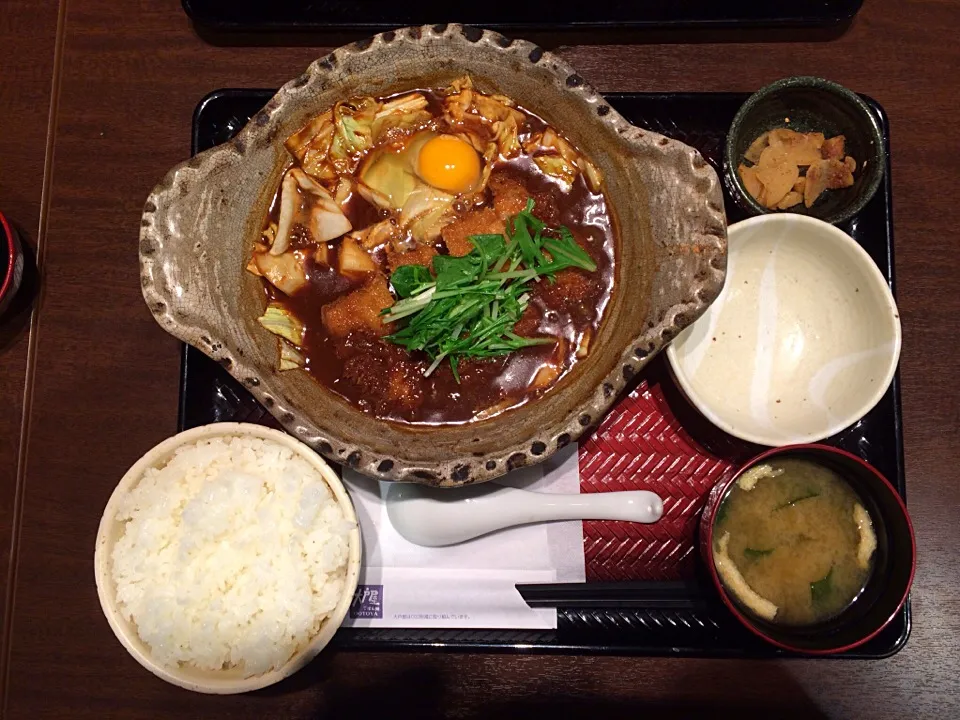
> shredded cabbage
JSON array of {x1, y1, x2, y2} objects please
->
[
  {"x1": 400, "y1": 188, "x2": 456, "y2": 243},
  {"x1": 278, "y1": 341, "x2": 305, "y2": 371},
  {"x1": 253, "y1": 251, "x2": 308, "y2": 295},
  {"x1": 284, "y1": 110, "x2": 333, "y2": 161},
  {"x1": 494, "y1": 116, "x2": 521, "y2": 158},
  {"x1": 359, "y1": 152, "x2": 419, "y2": 209},
  {"x1": 330, "y1": 99, "x2": 377, "y2": 162},
  {"x1": 258, "y1": 304, "x2": 305, "y2": 345},
  {"x1": 578, "y1": 157, "x2": 604, "y2": 193},
  {"x1": 534, "y1": 155, "x2": 579, "y2": 190}
]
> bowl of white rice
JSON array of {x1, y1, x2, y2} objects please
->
[{"x1": 94, "y1": 422, "x2": 361, "y2": 694}]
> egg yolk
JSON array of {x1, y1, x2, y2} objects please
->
[{"x1": 416, "y1": 135, "x2": 481, "y2": 194}]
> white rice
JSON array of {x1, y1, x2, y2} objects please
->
[{"x1": 110, "y1": 435, "x2": 354, "y2": 677}]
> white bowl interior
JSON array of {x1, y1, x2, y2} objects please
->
[
  {"x1": 667, "y1": 214, "x2": 900, "y2": 446},
  {"x1": 93, "y1": 423, "x2": 362, "y2": 694}
]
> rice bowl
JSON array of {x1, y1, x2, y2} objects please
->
[{"x1": 94, "y1": 423, "x2": 361, "y2": 694}]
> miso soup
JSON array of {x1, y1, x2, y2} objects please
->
[{"x1": 713, "y1": 458, "x2": 877, "y2": 626}]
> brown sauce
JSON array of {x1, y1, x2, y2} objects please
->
[{"x1": 259, "y1": 89, "x2": 616, "y2": 425}]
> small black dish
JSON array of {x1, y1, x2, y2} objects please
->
[{"x1": 724, "y1": 76, "x2": 885, "y2": 225}]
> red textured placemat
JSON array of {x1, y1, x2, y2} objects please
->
[{"x1": 578, "y1": 360, "x2": 745, "y2": 582}]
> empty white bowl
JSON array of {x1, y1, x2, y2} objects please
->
[
  {"x1": 666, "y1": 214, "x2": 900, "y2": 446},
  {"x1": 94, "y1": 423, "x2": 362, "y2": 694}
]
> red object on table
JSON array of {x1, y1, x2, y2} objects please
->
[
  {"x1": 0, "y1": 210, "x2": 24, "y2": 316},
  {"x1": 579, "y1": 362, "x2": 742, "y2": 581}
]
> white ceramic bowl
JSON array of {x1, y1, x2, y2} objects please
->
[
  {"x1": 666, "y1": 214, "x2": 900, "y2": 446},
  {"x1": 94, "y1": 423, "x2": 362, "y2": 694}
]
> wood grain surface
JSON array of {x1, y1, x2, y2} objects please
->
[
  {"x1": 0, "y1": 0, "x2": 61, "y2": 693},
  {"x1": 2, "y1": 0, "x2": 959, "y2": 717}
]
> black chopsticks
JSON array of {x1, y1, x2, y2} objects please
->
[{"x1": 516, "y1": 579, "x2": 707, "y2": 610}]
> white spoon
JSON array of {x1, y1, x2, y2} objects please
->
[{"x1": 385, "y1": 482, "x2": 664, "y2": 547}]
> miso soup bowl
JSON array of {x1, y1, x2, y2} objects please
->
[{"x1": 700, "y1": 444, "x2": 915, "y2": 655}]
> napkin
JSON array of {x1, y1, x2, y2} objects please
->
[{"x1": 341, "y1": 444, "x2": 585, "y2": 629}]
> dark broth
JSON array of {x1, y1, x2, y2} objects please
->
[
  {"x1": 714, "y1": 458, "x2": 876, "y2": 626},
  {"x1": 260, "y1": 88, "x2": 616, "y2": 425}
]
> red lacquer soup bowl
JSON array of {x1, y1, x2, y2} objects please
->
[
  {"x1": 700, "y1": 444, "x2": 916, "y2": 655},
  {"x1": 0, "y1": 211, "x2": 24, "y2": 317}
]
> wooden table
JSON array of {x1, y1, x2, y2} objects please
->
[{"x1": 2, "y1": 1, "x2": 959, "y2": 716}]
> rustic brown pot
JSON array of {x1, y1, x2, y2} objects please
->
[{"x1": 140, "y1": 24, "x2": 727, "y2": 486}]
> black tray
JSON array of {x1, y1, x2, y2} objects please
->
[
  {"x1": 182, "y1": 2, "x2": 865, "y2": 33},
  {"x1": 183, "y1": 88, "x2": 908, "y2": 658}
]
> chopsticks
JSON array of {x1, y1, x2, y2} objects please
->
[{"x1": 516, "y1": 579, "x2": 707, "y2": 610}]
